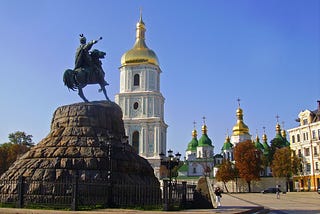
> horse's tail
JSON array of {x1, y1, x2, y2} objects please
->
[{"x1": 63, "y1": 69, "x2": 77, "y2": 91}]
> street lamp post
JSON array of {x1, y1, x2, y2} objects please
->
[
  {"x1": 106, "y1": 133, "x2": 114, "y2": 207},
  {"x1": 159, "y1": 150, "x2": 181, "y2": 211}
]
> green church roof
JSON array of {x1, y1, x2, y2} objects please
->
[
  {"x1": 198, "y1": 134, "x2": 212, "y2": 146},
  {"x1": 177, "y1": 163, "x2": 189, "y2": 172},
  {"x1": 186, "y1": 129, "x2": 198, "y2": 151},
  {"x1": 187, "y1": 138, "x2": 198, "y2": 151},
  {"x1": 198, "y1": 125, "x2": 213, "y2": 147},
  {"x1": 221, "y1": 136, "x2": 233, "y2": 151},
  {"x1": 271, "y1": 123, "x2": 290, "y2": 148},
  {"x1": 254, "y1": 136, "x2": 264, "y2": 151}
]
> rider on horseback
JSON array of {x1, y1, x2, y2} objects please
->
[
  {"x1": 64, "y1": 34, "x2": 110, "y2": 102},
  {"x1": 75, "y1": 34, "x2": 108, "y2": 86}
]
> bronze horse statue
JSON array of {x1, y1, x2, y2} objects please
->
[{"x1": 63, "y1": 49, "x2": 110, "y2": 102}]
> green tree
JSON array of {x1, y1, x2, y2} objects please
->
[
  {"x1": 269, "y1": 137, "x2": 287, "y2": 162},
  {"x1": 216, "y1": 159, "x2": 237, "y2": 192},
  {"x1": 8, "y1": 131, "x2": 33, "y2": 146},
  {"x1": 0, "y1": 131, "x2": 34, "y2": 175},
  {"x1": 271, "y1": 147, "x2": 301, "y2": 191},
  {"x1": 234, "y1": 140, "x2": 262, "y2": 192}
]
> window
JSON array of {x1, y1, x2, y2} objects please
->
[
  {"x1": 306, "y1": 163, "x2": 311, "y2": 172},
  {"x1": 318, "y1": 129, "x2": 320, "y2": 140},
  {"x1": 316, "y1": 162, "x2": 319, "y2": 171},
  {"x1": 132, "y1": 131, "x2": 139, "y2": 154},
  {"x1": 312, "y1": 130, "x2": 316, "y2": 139},
  {"x1": 133, "y1": 74, "x2": 140, "y2": 86},
  {"x1": 297, "y1": 134, "x2": 300, "y2": 142},
  {"x1": 193, "y1": 168, "x2": 196, "y2": 173},
  {"x1": 298, "y1": 149, "x2": 302, "y2": 157},
  {"x1": 305, "y1": 148, "x2": 310, "y2": 156},
  {"x1": 292, "y1": 135, "x2": 295, "y2": 143},
  {"x1": 133, "y1": 102, "x2": 139, "y2": 110},
  {"x1": 314, "y1": 146, "x2": 318, "y2": 155},
  {"x1": 303, "y1": 119, "x2": 308, "y2": 125}
]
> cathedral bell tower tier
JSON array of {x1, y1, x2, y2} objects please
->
[{"x1": 115, "y1": 13, "x2": 167, "y2": 176}]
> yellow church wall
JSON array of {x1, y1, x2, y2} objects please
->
[{"x1": 293, "y1": 175, "x2": 320, "y2": 191}]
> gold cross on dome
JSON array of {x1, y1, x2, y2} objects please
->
[
  {"x1": 237, "y1": 98, "x2": 241, "y2": 107},
  {"x1": 202, "y1": 116, "x2": 206, "y2": 125}
]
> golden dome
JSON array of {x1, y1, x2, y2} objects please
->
[
  {"x1": 262, "y1": 133, "x2": 267, "y2": 142},
  {"x1": 281, "y1": 129, "x2": 287, "y2": 138},
  {"x1": 192, "y1": 129, "x2": 197, "y2": 138},
  {"x1": 121, "y1": 14, "x2": 159, "y2": 66},
  {"x1": 202, "y1": 124, "x2": 208, "y2": 134},
  {"x1": 276, "y1": 123, "x2": 281, "y2": 134},
  {"x1": 232, "y1": 107, "x2": 250, "y2": 135}
]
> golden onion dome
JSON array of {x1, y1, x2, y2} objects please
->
[
  {"x1": 121, "y1": 14, "x2": 159, "y2": 66},
  {"x1": 262, "y1": 133, "x2": 267, "y2": 142},
  {"x1": 232, "y1": 107, "x2": 250, "y2": 135},
  {"x1": 281, "y1": 129, "x2": 287, "y2": 138},
  {"x1": 276, "y1": 123, "x2": 281, "y2": 134},
  {"x1": 192, "y1": 129, "x2": 197, "y2": 138}
]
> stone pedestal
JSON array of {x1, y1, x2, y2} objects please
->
[{"x1": 0, "y1": 101, "x2": 159, "y2": 185}]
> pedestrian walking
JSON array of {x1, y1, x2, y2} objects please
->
[
  {"x1": 214, "y1": 187, "x2": 222, "y2": 207},
  {"x1": 276, "y1": 185, "x2": 281, "y2": 199}
]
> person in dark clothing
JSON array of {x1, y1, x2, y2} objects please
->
[{"x1": 214, "y1": 187, "x2": 222, "y2": 207}]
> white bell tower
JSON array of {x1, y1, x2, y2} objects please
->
[{"x1": 115, "y1": 13, "x2": 167, "y2": 174}]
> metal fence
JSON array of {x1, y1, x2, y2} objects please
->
[
  {"x1": 0, "y1": 176, "x2": 162, "y2": 210},
  {"x1": 0, "y1": 177, "x2": 204, "y2": 211},
  {"x1": 162, "y1": 180, "x2": 197, "y2": 210}
]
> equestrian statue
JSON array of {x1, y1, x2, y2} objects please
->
[{"x1": 63, "y1": 34, "x2": 110, "y2": 102}]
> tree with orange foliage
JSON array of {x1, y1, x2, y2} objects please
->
[
  {"x1": 216, "y1": 158, "x2": 237, "y2": 192},
  {"x1": 234, "y1": 140, "x2": 262, "y2": 192},
  {"x1": 271, "y1": 147, "x2": 301, "y2": 191}
]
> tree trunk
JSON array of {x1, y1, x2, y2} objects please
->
[
  {"x1": 223, "y1": 182, "x2": 229, "y2": 193},
  {"x1": 247, "y1": 181, "x2": 251, "y2": 192}
]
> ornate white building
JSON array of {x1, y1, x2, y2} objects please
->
[
  {"x1": 287, "y1": 101, "x2": 320, "y2": 191},
  {"x1": 115, "y1": 14, "x2": 167, "y2": 176}
]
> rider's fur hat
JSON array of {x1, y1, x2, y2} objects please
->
[{"x1": 79, "y1": 34, "x2": 86, "y2": 44}]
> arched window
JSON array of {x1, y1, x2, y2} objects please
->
[
  {"x1": 133, "y1": 74, "x2": 140, "y2": 86},
  {"x1": 133, "y1": 102, "x2": 139, "y2": 110},
  {"x1": 132, "y1": 131, "x2": 139, "y2": 154}
]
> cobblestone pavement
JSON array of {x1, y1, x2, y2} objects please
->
[
  {"x1": 0, "y1": 193, "x2": 261, "y2": 214},
  {"x1": 229, "y1": 192, "x2": 320, "y2": 214},
  {"x1": 0, "y1": 192, "x2": 319, "y2": 213}
]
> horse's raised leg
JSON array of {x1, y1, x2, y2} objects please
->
[
  {"x1": 99, "y1": 84, "x2": 110, "y2": 101},
  {"x1": 78, "y1": 87, "x2": 89, "y2": 102}
]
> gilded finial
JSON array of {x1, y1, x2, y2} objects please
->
[
  {"x1": 281, "y1": 121, "x2": 287, "y2": 138},
  {"x1": 192, "y1": 121, "x2": 197, "y2": 138},
  {"x1": 202, "y1": 116, "x2": 207, "y2": 134},
  {"x1": 139, "y1": 7, "x2": 143, "y2": 22},
  {"x1": 262, "y1": 126, "x2": 267, "y2": 142},
  {"x1": 275, "y1": 115, "x2": 281, "y2": 133}
]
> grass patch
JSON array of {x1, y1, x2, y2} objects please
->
[{"x1": 0, "y1": 203, "x2": 16, "y2": 208}]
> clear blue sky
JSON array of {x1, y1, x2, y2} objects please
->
[{"x1": 0, "y1": 0, "x2": 319, "y2": 156}]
